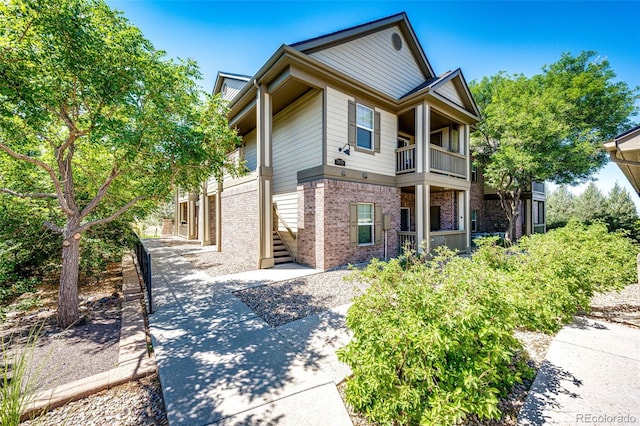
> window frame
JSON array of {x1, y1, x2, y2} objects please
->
[
  {"x1": 355, "y1": 103, "x2": 374, "y2": 151},
  {"x1": 471, "y1": 209, "x2": 478, "y2": 232},
  {"x1": 357, "y1": 203, "x2": 374, "y2": 246}
]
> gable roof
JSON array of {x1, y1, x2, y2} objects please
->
[
  {"x1": 402, "y1": 68, "x2": 481, "y2": 119},
  {"x1": 291, "y1": 12, "x2": 435, "y2": 80},
  {"x1": 213, "y1": 71, "x2": 251, "y2": 96}
]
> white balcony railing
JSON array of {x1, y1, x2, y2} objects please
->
[
  {"x1": 430, "y1": 145, "x2": 467, "y2": 178},
  {"x1": 398, "y1": 231, "x2": 416, "y2": 251},
  {"x1": 395, "y1": 146, "x2": 415, "y2": 174}
]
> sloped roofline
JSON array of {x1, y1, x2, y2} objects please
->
[
  {"x1": 614, "y1": 125, "x2": 640, "y2": 142},
  {"x1": 290, "y1": 12, "x2": 435, "y2": 80},
  {"x1": 401, "y1": 68, "x2": 481, "y2": 120},
  {"x1": 213, "y1": 71, "x2": 252, "y2": 95}
]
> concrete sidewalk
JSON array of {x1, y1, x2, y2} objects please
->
[
  {"x1": 144, "y1": 238, "x2": 353, "y2": 425},
  {"x1": 518, "y1": 317, "x2": 640, "y2": 425}
]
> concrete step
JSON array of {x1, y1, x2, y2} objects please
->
[{"x1": 274, "y1": 256, "x2": 293, "y2": 264}]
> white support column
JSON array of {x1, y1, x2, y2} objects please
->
[
  {"x1": 174, "y1": 190, "x2": 179, "y2": 236},
  {"x1": 416, "y1": 183, "x2": 431, "y2": 254},
  {"x1": 466, "y1": 124, "x2": 472, "y2": 181},
  {"x1": 216, "y1": 181, "x2": 223, "y2": 252},
  {"x1": 424, "y1": 102, "x2": 431, "y2": 174},
  {"x1": 464, "y1": 190, "x2": 471, "y2": 251},
  {"x1": 256, "y1": 83, "x2": 274, "y2": 269},
  {"x1": 187, "y1": 192, "x2": 198, "y2": 240},
  {"x1": 415, "y1": 104, "x2": 424, "y2": 173},
  {"x1": 199, "y1": 182, "x2": 211, "y2": 246}
]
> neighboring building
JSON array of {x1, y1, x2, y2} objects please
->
[
  {"x1": 176, "y1": 13, "x2": 482, "y2": 270},
  {"x1": 469, "y1": 163, "x2": 546, "y2": 240},
  {"x1": 604, "y1": 125, "x2": 640, "y2": 196}
]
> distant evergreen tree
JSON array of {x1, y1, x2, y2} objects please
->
[
  {"x1": 604, "y1": 183, "x2": 638, "y2": 233},
  {"x1": 574, "y1": 183, "x2": 607, "y2": 224},
  {"x1": 546, "y1": 186, "x2": 575, "y2": 229}
]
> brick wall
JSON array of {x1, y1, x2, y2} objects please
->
[
  {"x1": 298, "y1": 179, "x2": 400, "y2": 270},
  {"x1": 431, "y1": 190, "x2": 456, "y2": 230},
  {"x1": 208, "y1": 195, "x2": 216, "y2": 243},
  {"x1": 221, "y1": 181, "x2": 258, "y2": 266}
]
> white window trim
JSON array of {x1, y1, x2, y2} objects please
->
[
  {"x1": 356, "y1": 104, "x2": 374, "y2": 151},
  {"x1": 357, "y1": 202, "x2": 374, "y2": 246}
]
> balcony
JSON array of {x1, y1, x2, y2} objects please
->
[
  {"x1": 395, "y1": 145, "x2": 467, "y2": 179},
  {"x1": 396, "y1": 145, "x2": 415, "y2": 174},
  {"x1": 397, "y1": 230, "x2": 468, "y2": 253},
  {"x1": 431, "y1": 230, "x2": 468, "y2": 252},
  {"x1": 430, "y1": 145, "x2": 467, "y2": 178}
]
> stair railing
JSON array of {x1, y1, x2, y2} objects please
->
[{"x1": 272, "y1": 203, "x2": 296, "y2": 262}]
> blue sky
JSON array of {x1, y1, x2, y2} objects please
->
[{"x1": 107, "y1": 0, "x2": 640, "y2": 209}]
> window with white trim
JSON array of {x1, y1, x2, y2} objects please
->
[
  {"x1": 357, "y1": 203, "x2": 374, "y2": 245},
  {"x1": 471, "y1": 209, "x2": 478, "y2": 232},
  {"x1": 356, "y1": 104, "x2": 374, "y2": 150}
]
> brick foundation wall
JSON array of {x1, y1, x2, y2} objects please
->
[
  {"x1": 298, "y1": 179, "x2": 400, "y2": 270},
  {"x1": 221, "y1": 181, "x2": 258, "y2": 266}
]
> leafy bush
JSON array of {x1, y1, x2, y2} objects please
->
[
  {"x1": 338, "y1": 250, "x2": 532, "y2": 425},
  {"x1": 339, "y1": 223, "x2": 636, "y2": 425},
  {"x1": 1, "y1": 195, "x2": 137, "y2": 302},
  {"x1": 476, "y1": 221, "x2": 637, "y2": 333}
]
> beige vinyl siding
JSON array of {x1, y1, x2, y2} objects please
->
[
  {"x1": 326, "y1": 87, "x2": 397, "y2": 176},
  {"x1": 272, "y1": 90, "x2": 322, "y2": 194},
  {"x1": 437, "y1": 81, "x2": 464, "y2": 107},
  {"x1": 221, "y1": 78, "x2": 247, "y2": 102},
  {"x1": 243, "y1": 130, "x2": 258, "y2": 172},
  {"x1": 310, "y1": 26, "x2": 425, "y2": 99},
  {"x1": 273, "y1": 192, "x2": 298, "y2": 258}
]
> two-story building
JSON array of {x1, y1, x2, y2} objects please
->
[
  {"x1": 470, "y1": 164, "x2": 547, "y2": 240},
  {"x1": 175, "y1": 13, "x2": 482, "y2": 270}
]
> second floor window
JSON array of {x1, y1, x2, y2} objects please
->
[{"x1": 356, "y1": 104, "x2": 374, "y2": 150}]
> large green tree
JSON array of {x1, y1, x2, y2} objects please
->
[
  {"x1": 471, "y1": 51, "x2": 637, "y2": 242},
  {"x1": 0, "y1": 0, "x2": 241, "y2": 327}
]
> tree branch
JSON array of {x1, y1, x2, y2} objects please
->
[
  {"x1": 0, "y1": 140, "x2": 74, "y2": 215},
  {"x1": 44, "y1": 221, "x2": 63, "y2": 233},
  {"x1": 77, "y1": 195, "x2": 148, "y2": 233},
  {"x1": 79, "y1": 165, "x2": 120, "y2": 220},
  {"x1": 0, "y1": 188, "x2": 57, "y2": 199}
]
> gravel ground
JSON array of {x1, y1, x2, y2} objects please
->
[
  {"x1": 21, "y1": 374, "x2": 167, "y2": 426},
  {"x1": 182, "y1": 250, "x2": 255, "y2": 277},
  {"x1": 233, "y1": 267, "x2": 367, "y2": 326}
]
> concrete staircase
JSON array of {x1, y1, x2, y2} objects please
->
[{"x1": 273, "y1": 231, "x2": 293, "y2": 264}]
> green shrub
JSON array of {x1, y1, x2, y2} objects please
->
[
  {"x1": 339, "y1": 223, "x2": 636, "y2": 425},
  {"x1": 476, "y1": 221, "x2": 638, "y2": 333},
  {"x1": 338, "y1": 250, "x2": 532, "y2": 425}
]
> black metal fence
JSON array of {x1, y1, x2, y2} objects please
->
[{"x1": 134, "y1": 238, "x2": 153, "y2": 314}]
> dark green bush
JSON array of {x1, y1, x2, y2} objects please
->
[
  {"x1": 338, "y1": 250, "x2": 532, "y2": 425},
  {"x1": 339, "y1": 223, "x2": 637, "y2": 425},
  {"x1": 476, "y1": 221, "x2": 637, "y2": 333}
]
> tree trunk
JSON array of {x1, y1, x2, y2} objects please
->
[
  {"x1": 498, "y1": 191, "x2": 521, "y2": 244},
  {"x1": 58, "y1": 234, "x2": 80, "y2": 328}
]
